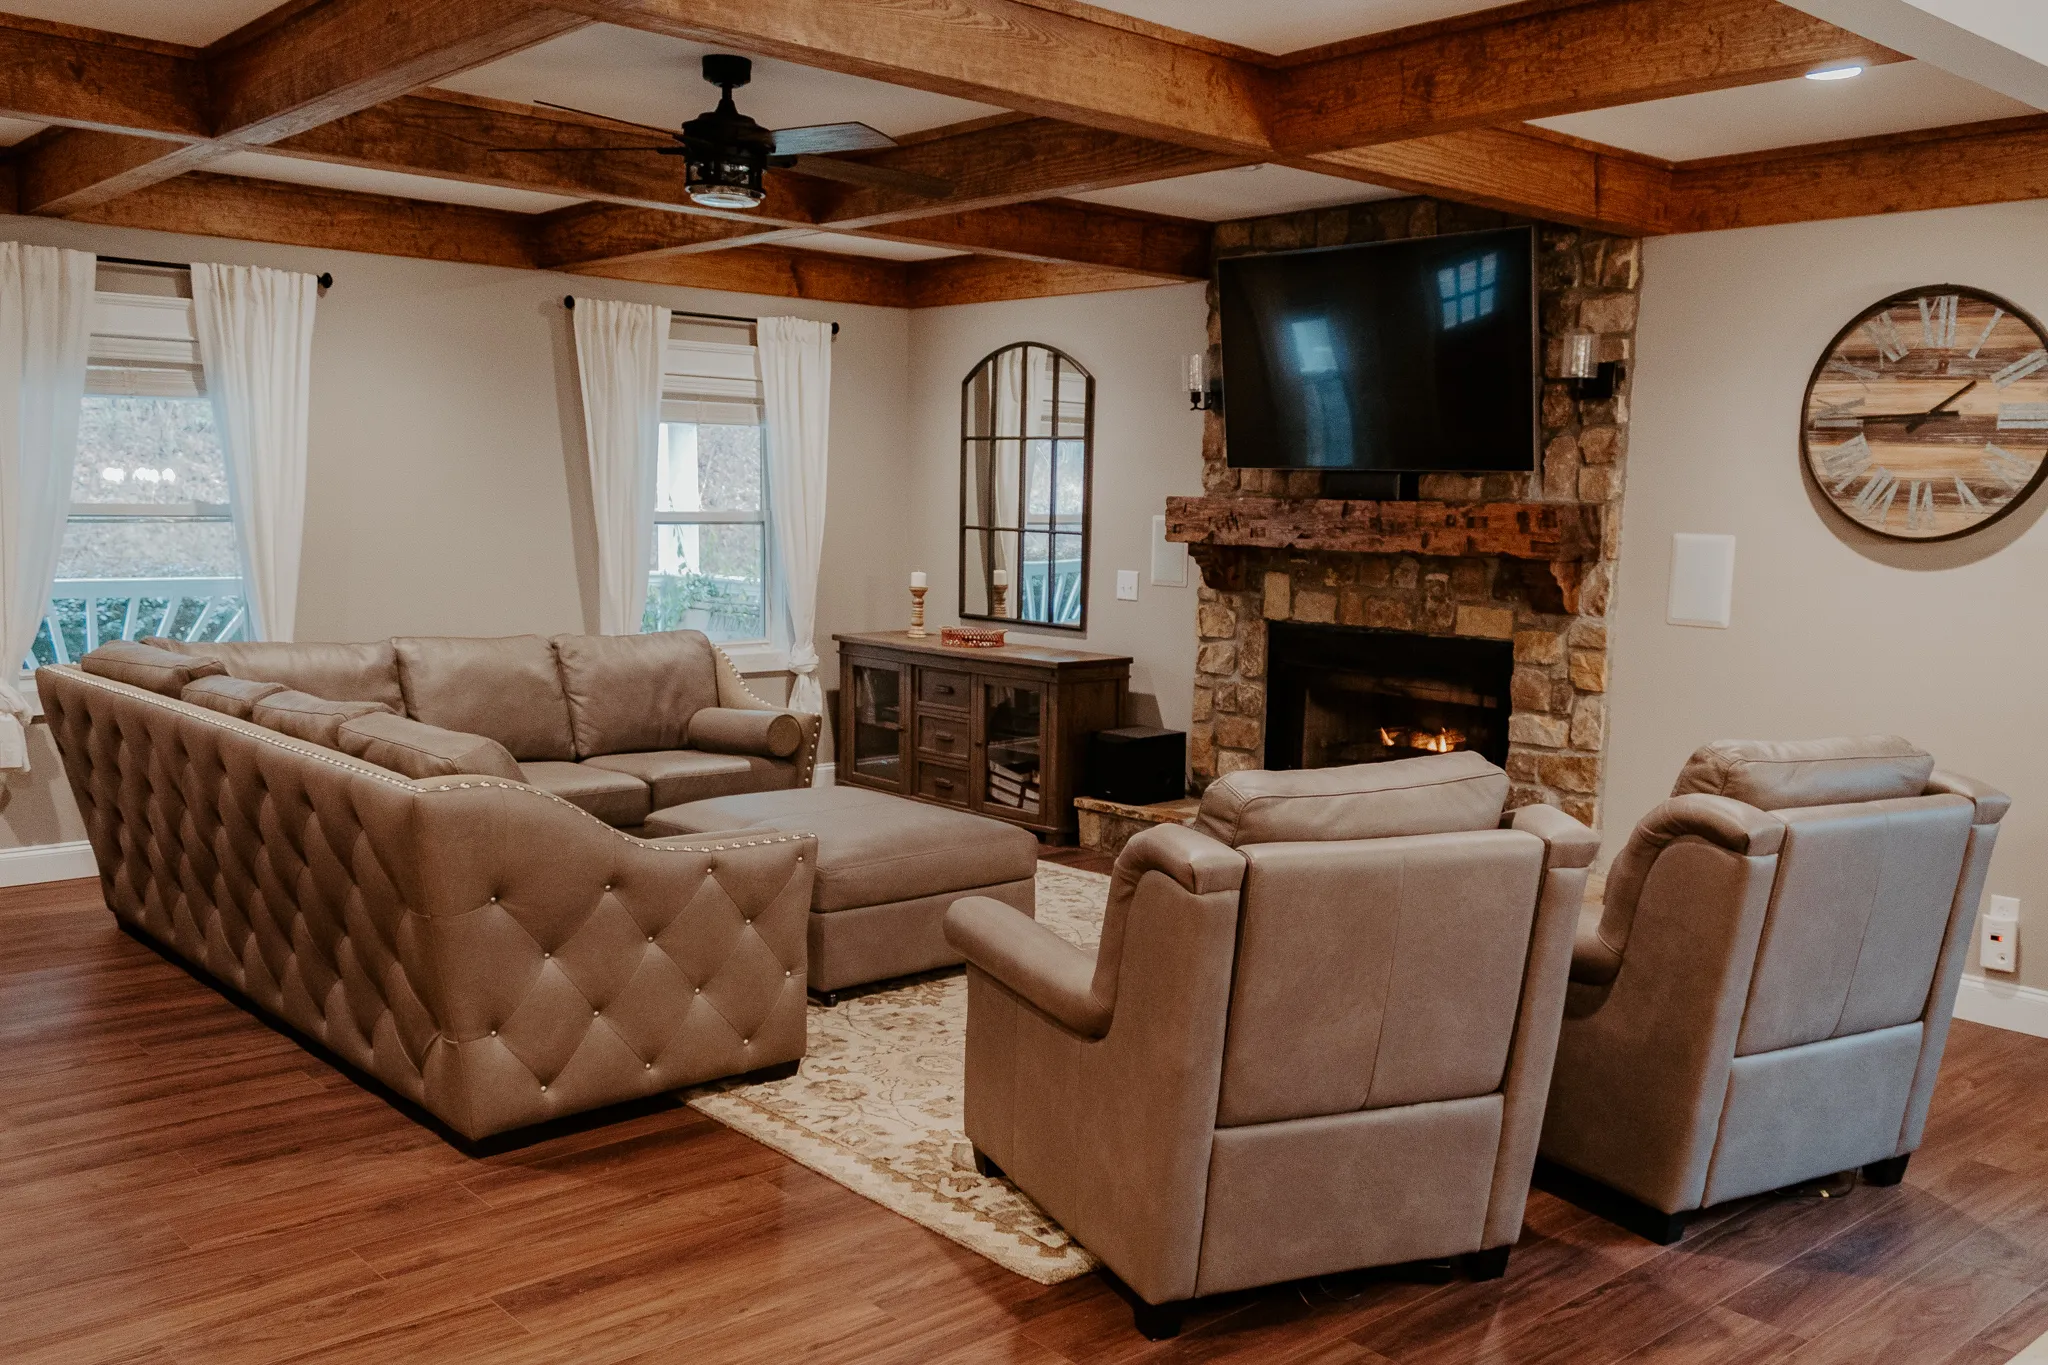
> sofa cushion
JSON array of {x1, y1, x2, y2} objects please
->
[
  {"x1": 251, "y1": 690, "x2": 393, "y2": 748},
  {"x1": 552, "y1": 630, "x2": 722, "y2": 757},
  {"x1": 1196, "y1": 751, "x2": 1509, "y2": 848},
  {"x1": 1671, "y1": 736, "x2": 1934, "y2": 812},
  {"x1": 81, "y1": 641, "x2": 226, "y2": 697},
  {"x1": 688, "y1": 706, "x2": 804, "y2": 758},
  {"x1": 582, "y1": 749, "x2": 795, "y2": 809},
  {"x1": 180, "y1": 674, "x2": 287, "y2": 720},
  {"x1": 394, "y1": 634, "x2": 574, "y2": 762},
  {"x1": 516, "y1": 760, "x2": 651, "y2": 826},
  {"x1": 337, "y1": 712, "x2": 524, "y2": 781},
  {"x1": 148, "y1": 637, "x2": 403, "y2": 710},
  {"x1": 648, "y1": 786, "x2": 1040, "y2": 913}
]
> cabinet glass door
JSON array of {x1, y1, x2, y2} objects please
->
[
  {"x1": 981, "y1": 681, "x2": 1045, "y2": 818},
  {"x1": 850, "y1": 662, "x2": 907, "y2": 787}
]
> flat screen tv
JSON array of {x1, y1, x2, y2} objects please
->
[{"x1": 1218, "y1": 225, "x2": 1538, "y2": 472}]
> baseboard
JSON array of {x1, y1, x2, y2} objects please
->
[
  {"x1": 1954, "y1": 973, "x2": 2048, "y2": 1040},
  {"x1": 813, "y1": 763, "x2": 836, "y2": 787},
  {"x1": 0, "y1": 839, "x2": 97, "y2": 887}
]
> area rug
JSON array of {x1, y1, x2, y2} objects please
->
[{"x1": 685, "y1": 863, "x2": 1110, "y2": 1285}]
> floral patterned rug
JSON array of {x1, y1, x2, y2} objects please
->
[{"x1": 686, "y1": 863, "x2": 1110, "y2": 1284}]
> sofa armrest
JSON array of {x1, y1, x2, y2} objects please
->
[
  {"x1": 1508, "y1": 802, "x2": 1599, "y2": 867},
  {"x1": 687, "y1": 706, "x2": 804, "y2": 759},
  {"x1": 1926, "y1": 769, "x2": 2011, "y2": 825},
  {"x1": 1126, "y1": 822, "x2": 1246, "y2": 896},
  {"x1": 946, "y1": 895, "x2": 1110, "y2": 1037},
  {"x1": 1640, "y1": 793, "x2": 1785, "y2": 857}
]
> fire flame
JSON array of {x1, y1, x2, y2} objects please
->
[{"x1": 1380, "y1": 726, "x2": 1465, "y2": 754}]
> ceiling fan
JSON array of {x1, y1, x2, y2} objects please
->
[{"x1": 490, "y1": 54, "x2": 953, "y2": 210}]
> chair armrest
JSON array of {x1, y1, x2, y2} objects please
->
[
  {"x1": 1641, "y1": 793, "x2": 1785, "y2": 858},
  {"x1": 945, "y1": 895, "x2": 1110, "y2": 1037},
  {"x1": 1571, "y1": 901, "x2": 1625, "y2": 985},
  {"x1": 1926, "y1": 769, "x2": 2010, "y2": 825},
  {"x1": 1127, "y1": 822, "x2": 1247, "y2": 896},
  {"x1": 687, "y1": 706, "x2": 804, "y2": 759},
  {"x1": 1508, "y1": 802, "x2": 1599, "y2": 867}
]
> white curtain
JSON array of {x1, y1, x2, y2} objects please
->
[
  {"x1": 758, "y1": 316, "x2": 832, "y2": 716},
  {"x1": 191, "y1": 263, "x2": 319, "y2": 642},
  {"x1": 571, "y1": 297, "x2": 670, "y2": 635},
  {"x1": 0, "y1": 243, "x2": 95, "y2": 772}
]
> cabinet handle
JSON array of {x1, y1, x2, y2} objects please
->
[
  {"x1": 935, "y1": 730, "x2": 956, "y2": 743},
  {"x1": 934, "y1": 778, "x2": 954, "y2": 790}
]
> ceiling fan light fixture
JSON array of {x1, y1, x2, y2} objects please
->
[
  {"x1": 686, "y1": 157, "x2": 766, "y2": 208},
  {"x1": 682, "y1": 55, "x2": 775, "y2": 210}
]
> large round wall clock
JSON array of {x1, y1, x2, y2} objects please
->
[{"x1": 1802, "y1": 285, "x2": 2048, "y2": 541}]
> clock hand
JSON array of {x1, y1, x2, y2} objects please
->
[{"x1": 1906, "y1": 380, "x2": 1978, "y2": 432}]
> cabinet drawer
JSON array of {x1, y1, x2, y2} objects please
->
[
  {"x1": 916, "y1": 714, "x2": 971, "y2": 761},
  {"x1": 916, "y1": 762, "x2": 970, "y2": 807},
  {"x1": 917, "y1": 668, "x2": 970, "y2": 710}
]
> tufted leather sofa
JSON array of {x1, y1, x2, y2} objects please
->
[
  {"x1": 39, "y1": 663, "x2": 818, "y2": 1141},
  {"x1": 145, "y1": 629, "x2": 822, "y2": 826}
]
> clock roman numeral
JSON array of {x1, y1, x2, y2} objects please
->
[
  {"x1": 1993, "y1": 349, "x2": 2048, "y2": 389},
  {"x1": 1828, "y1": 358, "x2": 1881, "y2": 381},
  {"x1": 1997, "y1": 403, "x2": 2048, "y2": 430},
  {"x1": 1919, "y1": 295, "x2": 1959, "y2": 348},
  {"x1": 1811, "y1": 398, "x2": 1865, "y2": 429},
  {"x1": 1968, "y1": 308, "x2": 2007, "y2": 359},
  {"x1": 1984, "y1": 444, "x2": 2035, "y2": 489},
  {"x1": 1862, "y1": 311, "x2": 1910, "y2": 362},
  {"x1": 1905, "y1": 479, "x2": 1936, "y2": 531},
  {"x1": 1821, "y1": 435, "x2": 1873, "y2": 491},
  {"x1": 1955, "y1": 477, "x2": 1983, "y2": 511},
  {"x1": 1852, "y1": 468, "x2": 1900, "y2": 518}
]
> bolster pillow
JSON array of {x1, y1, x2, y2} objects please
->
[
  {"x1": 251, "y1": 689, "x2": 394, "y2": 749},
  {"x1": 80, "y1": 641, "x2": 226, "y2": 697},
  {"x1": 181, "y1": 675, "x2": 288, "y2": 721},
  {"x1": 336, "y1": 711, "x2": 524, "y2": 781},
  {"x1": 687, "y1": 706, "x2": 803, "y2": 759}
]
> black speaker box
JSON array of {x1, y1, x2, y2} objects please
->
[{"x1": 1083, "y1": 726, "x2": 1187, "y2": 806}]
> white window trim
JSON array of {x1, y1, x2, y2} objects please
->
[{"x1": 655, "y1": 334, "x2": 786, "y2": 670}]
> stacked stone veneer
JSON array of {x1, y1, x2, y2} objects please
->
[{"x1": 1189, "y1": 198, "x2": 1641, "y2": 829}]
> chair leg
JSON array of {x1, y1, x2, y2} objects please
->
[
  {"x1": 1862, "y1": 1154, "x2": 1911, "y2": 1187},
  {"x1": 971, "y1": 1147, "x2": 1004, "y2": 1179},
  {"x1": 1533, "y1": 1158, "x2": 1689, "y2": 1245},
  {"x1": 1131, "y1": 1299, "x2": 1185, "y2": 1341},
  {"x1": 1462, "y1": 1246, "x2": 1512, "y2": 1281}
]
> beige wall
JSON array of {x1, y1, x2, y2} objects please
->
[
  {"x1": 0, "y1": 214, "x2": 914, "y2": 850},
  {"x1": 1612, "y1": 199, "x2": 2048, "y2": 993},
  {"x1": 903, "y1": 284, "x2": 1209, "y2": 730}
]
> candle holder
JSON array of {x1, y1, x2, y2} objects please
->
[
  {"x1": 908, "y1": 584, "x2": 928, "y2": 637},
  {"x1": 991, "y1": 581, "x2": 1008, "y2": 619}
]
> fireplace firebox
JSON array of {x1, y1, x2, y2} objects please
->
[{"x1": 1263, "y1": 622, "x2": 1513, "y2": 771}]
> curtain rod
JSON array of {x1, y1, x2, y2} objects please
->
[
  {"x1": 98, "y1": 254, "x2": 334, "y2": 290},
  {"x1": 562, "y1": 295, "x2": 838, "y2": 337}
]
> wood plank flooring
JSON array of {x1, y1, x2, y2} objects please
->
[{"x1": 4, "y1": 869, "x2": 2046, "y2": 1364}]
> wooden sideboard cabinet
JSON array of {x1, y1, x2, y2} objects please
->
[{"x1": 833, "y1": 631, "x2": 1131, "y2": 842}]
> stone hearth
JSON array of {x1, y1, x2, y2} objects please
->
[{"x1": 1176, "y1": 199, "x2": 1640, "y2": 829}]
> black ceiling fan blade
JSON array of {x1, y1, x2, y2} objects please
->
[
  {"x1": 770, "y1": 122, "x2": 897, "y2": 156},
  {"x1": 780, "y1": 154, "x2": 952, "y2": 198},
  {"x1": 534, "y1": 99, "x2": 681, "y2": 138}
]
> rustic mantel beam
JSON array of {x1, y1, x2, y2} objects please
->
[{"x1": 1163, "y1": 496, "x2": 1604, "y2": 563}]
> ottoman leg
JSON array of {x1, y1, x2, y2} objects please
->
[{"x1": 808, "y1": 988, "x2": 840, "y2": 1007}]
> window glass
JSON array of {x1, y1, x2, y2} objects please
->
[{"x1": 644, "y1": 419, "x2": 768, "y2": 644}]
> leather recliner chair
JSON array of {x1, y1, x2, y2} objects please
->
[
  {"x1": 944, "y1": 752, "x2": 1596, "y2": 1338},
  {"x1": 1538, "y1": 736, "x2": 2008, "y2": 1243}
]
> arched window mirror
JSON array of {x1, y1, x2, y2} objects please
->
[{"x1": 960, "y1": 343, "x2": 1093, "y2": 631}]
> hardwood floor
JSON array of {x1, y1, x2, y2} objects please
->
[{"x1": 4, "y1": 871, "x2": 2046, "y2": 1364}]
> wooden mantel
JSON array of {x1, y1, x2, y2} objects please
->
[{"x1": 1163, "y1": 496, "x2": 1602, "y2": 561}]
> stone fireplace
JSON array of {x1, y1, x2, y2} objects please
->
[{"x1": 1168, "y1": 198, "x2": 1640, "y2": 829}]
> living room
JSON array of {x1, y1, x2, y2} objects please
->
[{"x1": 4, "y1": 1, "x2": 2048, "y2": 1361}]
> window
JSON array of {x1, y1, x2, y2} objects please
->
[
  {"x1": 29, "y1": 282, "x2": 246, "y2": 668},
  {"x1": 1438, "y1": 252, "x2": 1501, "y2": 330},
  {"x1": 642, "y1": 333, "x2": 770, "y2": 647}
]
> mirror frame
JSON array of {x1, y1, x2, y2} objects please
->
[{"x1": 957, "y1": 341, "x2": 1095, "y2": 633}]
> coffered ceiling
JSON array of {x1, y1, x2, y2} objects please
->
[{"x1": 1, "y1": 0, "x2": 2045, "y2": 309}]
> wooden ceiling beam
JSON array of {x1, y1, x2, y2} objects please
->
[
  {"x1": 0, "y1": 16, "x2": 207, "y2": 137},
  {"x1": 859, "y1": 201, "x2": 1211, "y2": 279},
  {"x1": 534, "y1": 203, "x2": 805, "y2": 267},
  {"x1": 902, "y1": 255, "x2": 1184, "y2": 308},
  {"x1": 1665, "y1": 114, "x2": 2048, "y2": 233},
  {"x1": 1270, "y1": 0, "x2": 1904, "y2": 155},
  {"x1": 578, "y1": 245, "x2": 912, "y2": 307},
  {"x1": 17, "y1": 1, "x2": 589, "y2": 215}
]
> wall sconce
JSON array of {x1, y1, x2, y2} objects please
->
[
  {"x1": 1559, "y1": 329, "x2": 1625, "y2": 402},
  {"x1": 1185, "y1": 353, "x2": 1223, "y2": 413}
]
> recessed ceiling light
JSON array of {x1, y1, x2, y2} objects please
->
[{"x1": 1805, "y1": 65, "x2": 1865, "y2": 81}]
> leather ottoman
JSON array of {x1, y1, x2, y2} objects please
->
[{"x1": 646, "y1": 785, "x2": 1040, "y2": 1000}]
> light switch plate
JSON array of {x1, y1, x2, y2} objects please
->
[{"x1": 1116, "y1": 570, "x2": 1140, "y2": 601}]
